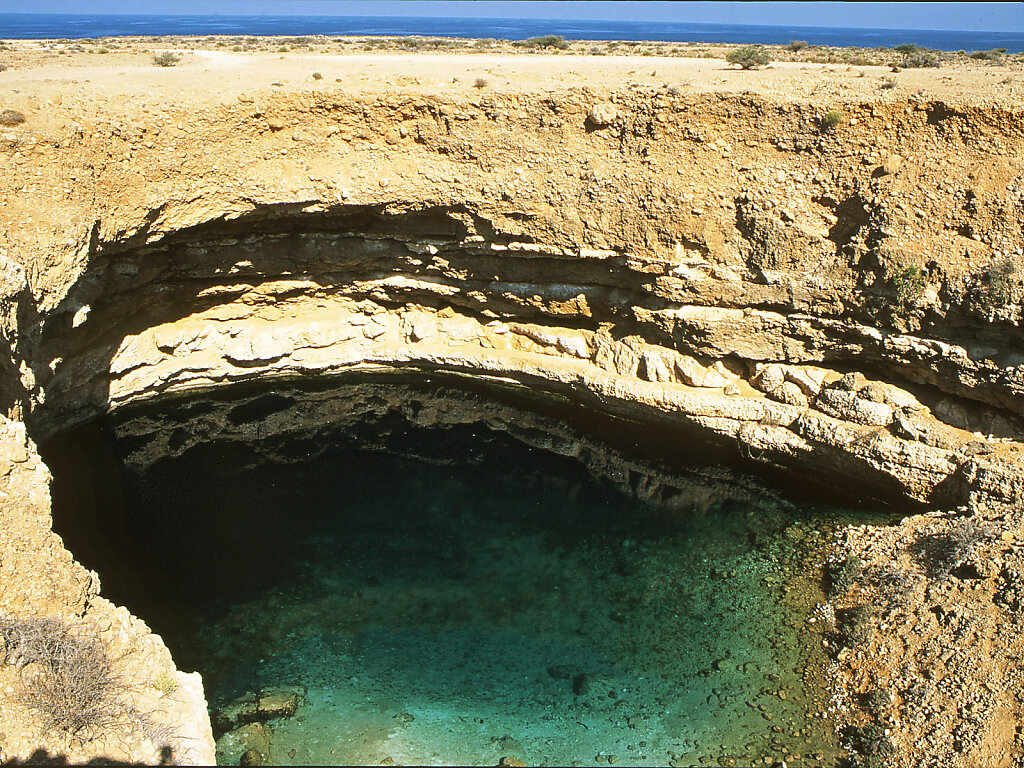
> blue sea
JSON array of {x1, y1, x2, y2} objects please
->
[{"x1": 0, "y1": 12, "x2": 1022, "y2": 53}]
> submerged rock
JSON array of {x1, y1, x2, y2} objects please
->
[
  {"x1": 215, "y1": 722, "x2": 272, "y2": 766},
  {"x1": 214, "y1": 685, "x2": 307, "y2": 731}
]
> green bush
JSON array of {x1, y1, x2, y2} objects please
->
[
  {"x1": 901, "y1": 50, "x2": 939, "y2": 68},
  {"x1": 837, "y1": 603, "x2": 875, "y2": 646},
  {"x1": 820, "y1": 110, "x2": 843, "y2": 131},
  {"x1": 151, "y1": 51, "x2": 179, "y2": 67},
  {"x1": 892, "y1": 263, "x2": 927, "y2": 306},
  {"x1": 827, "y1": 556, "x2": 864, "y2": 595},
  {"x1": 969, "y1": 49, "x2": 1006, "y2": 62},
  {"x1": 787, "y1": 40, "x2": 808, "y2": 52},
  {"x1": 848, "y1": 722, "x2": 896, "y2": 768},
  {"x1": 726, "y1": 45, "x2": 771, "y2": 69},
  {"x1": 514, "y1": 35, "x2": 570, "y2": 50},
  {"x1": 894, "y1": 43, "x2": 920, "y2": 54}
]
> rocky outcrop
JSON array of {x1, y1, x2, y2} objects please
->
[
  {"x1": 0, "y1": 419, "x2": 215, "y2": 765},
  {"x1": 0, "y1": 73, "x2": 1022, "y2": 766}
]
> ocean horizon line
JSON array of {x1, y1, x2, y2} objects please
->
[
  {"x1": 1, "y1": 12, "x2": 996, "y2": 37},
  {"x1": 1, "y1": 12, "x2": 1022, "y2": 52}
]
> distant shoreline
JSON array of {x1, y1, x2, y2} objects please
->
[{"x1": 1, "y1": 13, "x2": 1023, "y2": 53}]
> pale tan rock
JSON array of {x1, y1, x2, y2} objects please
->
[
  {"x1": 587, "y1": 103, "x2": 618, "y2": 126},
  {"x1": 773, "y1": 380, "x2": 809, "y2": 407},
  {"x1": 640, "y1": 348, "x2": 676, "y2": 383},
  {"x1": 880, "y1": 153, "x2": 903, "y2": 175},
  {"x1": 676, "y1": 357, "x2": 728, "y2": 388},
  {"x1": 815, "y1": 388, "x2": 894, "y2": 427},
  {"x1": 752, "y1": 363, "x2": 786, "y2": 394}
]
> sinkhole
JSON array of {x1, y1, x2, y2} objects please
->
[{"x1": 42, "y1": 374, "x2": 894, "y2": 767}]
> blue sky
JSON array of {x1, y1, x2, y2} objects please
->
[{"x1": 2, "y1": 1, "x2": 1021, "y2": 33}]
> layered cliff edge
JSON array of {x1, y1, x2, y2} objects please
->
[{"x1": 1, "y1": 47, "x2": 1023, "y2": 765}]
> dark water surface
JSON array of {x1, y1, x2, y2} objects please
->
[
  {"x1": 2, "y1": 13, "x2": 1022, "y2": 52},
  {"x1": 43, "y1": 379, "x2": 890, "y2": 766}
]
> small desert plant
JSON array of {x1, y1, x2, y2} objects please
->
[
  {"x1": 847, "y1": 722, "x2": 896, "y2": 768},
  {"x1": 151, "y1": 669, "x2": 179, "y2": 696},
  {"x1": 820, "y1": 110, "x2": 843, "y2": 131},
  {"x1": 969, "y1": 49, "x2": 1006, "y2": 62},
  {"x1": 880, "y1": 78, "x2": 897, "y2": 90},
  {"x1": 0, "y1": 617, "x2": 125, "y2": 742},
  {"x1": 96, "y1": 47, "x2": 109, "y2": 54},
  {"x1": 826, "y1": 556, "x2": 864, "y2": 595},
  {"x1": 726, "y1": 45, "x2": 771, "y2": 70},
  {"x1": 0, "y1": 109, "x2": 25, "y2": 126},
  {"x1": 514, "y1": 35, "x2": 570, "y2": 50},
  {"x1": 901, "y1": 50, "x2": 939, "y2": 68},
  {"x1": 894, "y1": 43, "x2": 920, "y2": 55},
  {"x1": 877, "y1": 567, "x2": 917, "y2": 605},
  {"x1": 974, "y1": 256, "x2": 1018, "y2": 309},
  {"x1": 836, "y1": 603, "x2": 875, "y2": 646},
  {"x1": 151, "y1": 51, "x2": 179, "y2": 67},
  {"x1": 891, "y1": 263, "x2": 926, "y2": 306},
  {"x1": 473, "y1": 77, "x2": 488, "y2": 88},
  {"x1": 913, "y1": 517, "x2": 995, "y2": 581},
  {"x1": 311, "y1": 71, "x2": 323, "y2": 80},
  {"x1": 787, "y1": 40, "x2": 808, "y2": 52}
]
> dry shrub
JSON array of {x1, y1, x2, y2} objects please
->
[
  {"x1": 1, "y1": 617, "x2": 125, "y2": 742},
  {"x1": 151, "y1": 51, "x2": 180, "y2": 67},
  {"x1": 0, "y1": 109, "x2": 25, "y2": 127}
]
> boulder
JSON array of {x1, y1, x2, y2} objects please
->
[
  {"x1": 213, "y1": 685, "x2": 306, "y2": 731},
  {"x1": 751, "y1": 363, "x2": 785, "y2": 394},
  {"x1": 215, "y1": 722, "x2": 271, "y2": 766},
  {"x1": 772, "y1": 380, "x2": 809, "y2": 407},
  {"x1": 587, "y1": 103, "x2": 618, "y2": 127},
  {"x1": 676, "y1": 357, "x2": 727, "y2": 388},
  {"x1": 815, "y1": 388, "x2": 894, "y2": 426},
  {"x1": 879, "y1": 154, "x2": 903, "y2": 175},
  {"x1": 640, "y1": 349, "x2": 676, "y2": 383}
]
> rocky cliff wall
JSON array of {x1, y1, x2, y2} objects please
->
[{"x1": 1, "y1": 80, "x2": 1023, "y2": 765}]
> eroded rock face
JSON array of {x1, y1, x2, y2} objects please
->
[
  {"x1": 14, "y1": 206, "x2": 1017, "y2": 512},
  {"x1": 0, "y1": 80, "x2": 1022, "y2": 767}
]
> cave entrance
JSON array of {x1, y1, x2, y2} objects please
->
[{"x1": 42, "y1": 375, "x2": 876, "y2": 766}]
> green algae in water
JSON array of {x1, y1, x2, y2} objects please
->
[{"x1": 43, "y1": 382, "x2": 875, "y2": 767}]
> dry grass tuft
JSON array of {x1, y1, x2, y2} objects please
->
[{"x1": 1, "y1": 617, "x2": 125, "y2": 743}]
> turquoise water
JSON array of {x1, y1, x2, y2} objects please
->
[{"x1": 44, "y1": 382, "x2": 867, "y2": 766}]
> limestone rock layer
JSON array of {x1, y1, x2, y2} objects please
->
[{"x1": 1, "y1": 80, "x2": 1023, "y2": 766}]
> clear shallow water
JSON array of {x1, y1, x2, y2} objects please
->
[
  {"x1": 44, "y1": 381, "x2": 880, "y2": 766},
  {"x1": 1, "y1": 13, "x2": 1022, "y2": 52}
]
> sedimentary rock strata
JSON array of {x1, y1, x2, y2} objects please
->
[{"x1": 0, "y1": 46, "x2": 1022, "y2": 765}]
